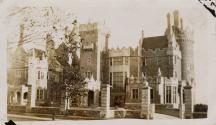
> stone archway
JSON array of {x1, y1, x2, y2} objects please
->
[{"x1": 23, "y1": 92, "x2": 28, "y2": 99}]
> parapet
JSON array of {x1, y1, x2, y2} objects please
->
[
  {"x1": 79, "y1": 22, "x2": 98, "y2": 31},
  {"x1": 79, "y1": 22, "x2": 110, "y2": 34},
  {"x1": 108, "y1": 46, "x2": 138, "y2": 57}
]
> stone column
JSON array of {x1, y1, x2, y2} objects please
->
[
  {"x1": 100, "y1": 84, "x2": 112, "y2": 118},
  {"x1": 26, "y1": 85, "x2": 36, "y2": 112},
  {"x1": 184, "y1": 85, "x2": 193, "y2": 119},
  {"x1": 94, "y1": 90, "x2": 99, "y2": 106},
  {"x1": 140, "y1": 85, "x2": 151, "y2": 119}
]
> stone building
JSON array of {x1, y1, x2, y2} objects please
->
[
  {"x1": 106, "y1": 10, "x2": 195, "y2": 109},
  {"x1": 7, "y1": 10, "x2": 195, "y2": 115},
  {"x1": 7, "y1": 24, "x2": 49, "y2": 106},
  {"x1": 107, "y1": 47, "x2": 139, "y2": 106}
]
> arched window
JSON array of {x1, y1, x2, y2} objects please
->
[{"x1": 23, "y1": 92, "x2": 28, "y2": 99}]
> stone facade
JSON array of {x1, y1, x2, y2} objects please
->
[
  {"x1": 79, "y1": 22, "x2": 110, "y2": 107},
  {"x1": 7, "y1": 10, "x2": 195, "y2": 119}
]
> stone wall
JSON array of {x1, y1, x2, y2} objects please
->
[
  {"x1": 155, "y1": 105, "x2": 180, "y2": 118},
  {"x1": 8, "y1": 105, "x2": 26, "y2": 114},
  {"x1": 31, "y1": 107, "x2": 60, "y2": 114},
  {"x1": 67, "y1": 109, "x2": 101, "y2": 118},
  {"x1": 80, "y1": 29, "x2": 99, "y2": 80},
  {"x1": 142, "y1": 48, "x2": 181, "y2": 80}
]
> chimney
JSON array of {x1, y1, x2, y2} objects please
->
[
  {"x1": 173, "y1": 10, "x2": 180, "y2": 28},
  {"x1": 167, "y1": 13, "x2": 171, "y2": 29},
  {"x1": 19, "y1": 24, "x2": 24, "y2": 45}
]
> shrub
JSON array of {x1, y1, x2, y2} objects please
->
[
  {"x1": 193, "y1": 104, "x2": 208, "y2": 118},
  {"x1": 194, "y1": 104, "x2": 208, "y2": 112}
]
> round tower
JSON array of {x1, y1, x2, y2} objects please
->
[{"x1": 172, "y1": 10, "x2": 195, "y2": 85}]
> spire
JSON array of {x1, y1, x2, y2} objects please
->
[
  {"x1": 141, "y1": 29, "x2": 144, "y2": 40},
  {"x1": 180, "y1": 18, "x2": 184, "y2": 30},
  {"x1": 90, "y1": 74, "x2": 95, "y2": 82},
  {"x1": 19, "y1": 24, "x2": 24, "y2": 45},
  {"x1": 142, "y1": 72, "x2": 147, "y2": 81},
  {"x1": 142, "y1": 72, "x2": 148, "y2": 86},
  {"x1": 42, "y1": 52, "x2": 46, "y2": 60}
]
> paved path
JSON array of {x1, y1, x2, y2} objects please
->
[
  {"x1": 8, "y1": 113, "x2": 179, "y2": 121},
  {"x1": 153, "y1": 113, "x2": 179, "y2": 119}
]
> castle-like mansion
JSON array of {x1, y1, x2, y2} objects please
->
[{"x1": 7, "y1": 10, "x2": 195, "y2": 114}]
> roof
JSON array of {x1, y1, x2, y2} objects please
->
[
  {"x1": 142, "y1": 36, "x2": 168, "y2": 49},
  {"x1": 27, "y1": 48, "x2": 45, "y2": 59}
]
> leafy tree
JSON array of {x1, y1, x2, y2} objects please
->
[{"x1": 55, "y1": 20, "x2": 87, "y2": 109}]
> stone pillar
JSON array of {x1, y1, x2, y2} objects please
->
[
  {"x1": 184, "y1": 85, "x2": 193, "y2": 119},
  {"x1": 81, "y1": 94, "x2": 88, "y2": 107},
  {"x1": 94, "y1": 90, "x2": 99, "y2": 106},
  {"x1": 179, "y1": 104, "x2": 185, "y2": 119},
  {"x1": 20, "y1": 91, "x2": 24, "y2": 105},
  {"x1": 60, "y1": 91, "x2": 70, "y2": 113},
  {"x1": 100, "y1": 84, "x2": 112, "y2": 118},
  {"x1": 26, "y1": 85, "x2": 36, "y2": 112},
  {"x1": 140, "y1": 85, "x2": 151, "y2": 119}
]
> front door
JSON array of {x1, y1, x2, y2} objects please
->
[{"x1": 88, "y1": 90, "x2": 94, "y2": 106}]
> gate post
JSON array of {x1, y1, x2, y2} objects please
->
[
  {"x1": 100, "y1": 84, "x2": 113, "y2": 118},
  {"x1": 184, "y1": 84, "x2": 193, "y2": 119},
  {"x1": 26, "y1": 85, "x2": 36, "y2": 112},
  {"x1": 140, "y1": 81, "x2": 153, "y2": 119}
]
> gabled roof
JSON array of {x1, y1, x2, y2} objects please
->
[
  {"x1": 27, "y1": 48, "x2": 45, "y2": 59},
  {"x1": 142, "y1": 36, "x2": 168, "y2": 49}
]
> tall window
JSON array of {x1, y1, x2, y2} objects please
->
[
  {"x1": 166, "y1": 86, "x2": 171, "y2": 103},
  {"x1": 87, "y1": 57, "x2": 91, "y2": 65},
  {"x1": 113, "y1": 72, "x2": 123, "y2": 90},
  {"x1": 143, "y1": 58, "x2": 147, "y2": 66},
  {"x1": 37, "y1": 89, "x2": 40, "y2": 100},
  {"x1": 39, "y1": 90, "x2": 43, "y2": 100},
  {"x1": 37, "y1": 89, "x2": 44, "y2": 100},
  {"x1": 41, "y1": 72, "x2": 44, "y2": 80},
  {"x1": 86, "y1": 71, "x2": 92, "y2": 78},
  {"x1": 113, "y1": 57, "x2": 123, "y2": 65},
  {"x1": 110, "y1": 72, "x2": 112, "y2": 85},
  {"x1": 38, "y1": 71, "x2": 40, "y2": 79},
  {"x1": 125, "y1": 57, "x2": 128, "y2": 65},
  {"x1": 150, "y1": 89, "x2": 154, "y2": 103},
  {"x1": 173, "y1": 87, "x2": 177, "y2": 103},
  {"x1": 132, "y1": 89, "x2": 139, "y2": 99},
  {"x1": 25, "y1": 69, "x2": 28, "y2": 79},
  {"x1": 110, "y1": 58, "x2": 112, "y2": 66}
]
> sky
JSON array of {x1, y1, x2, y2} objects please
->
[{"x1": 3, "y1": 0, "x2": 216, "y2": 104}]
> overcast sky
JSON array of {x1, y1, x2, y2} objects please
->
[{"x1": 4, "y1": 0, "x2": 216, "y2": 104}]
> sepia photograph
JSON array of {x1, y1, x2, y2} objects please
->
[{"x1": 0, "y1": 0, "x2": 216, "y2": 125}]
